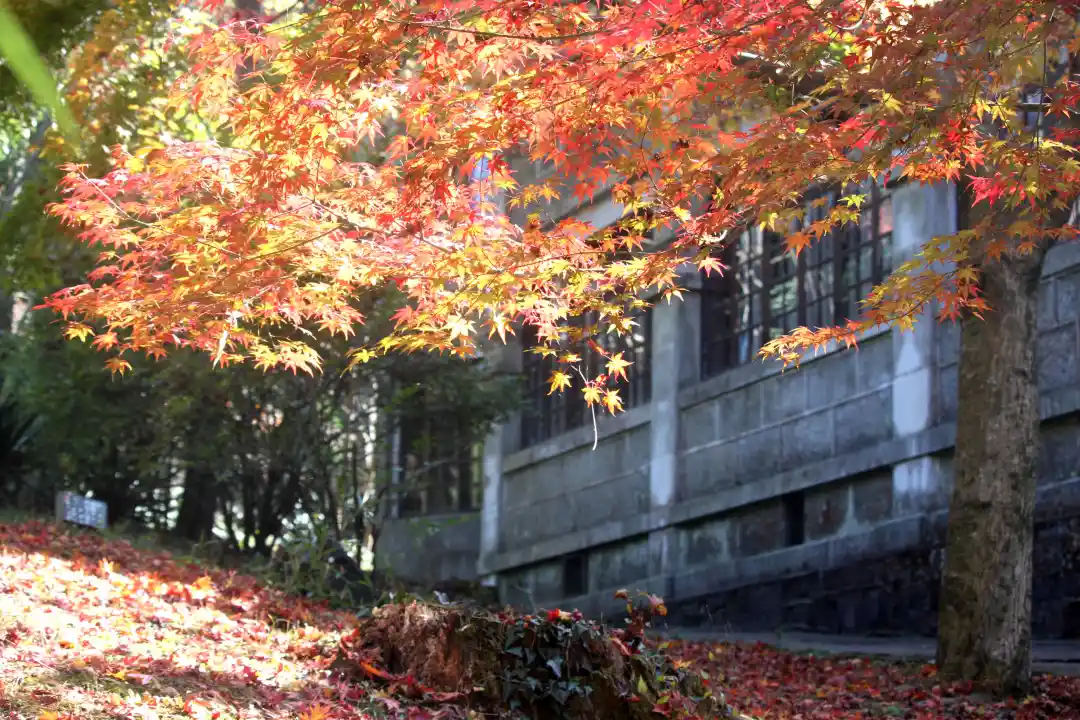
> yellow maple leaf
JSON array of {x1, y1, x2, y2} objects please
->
[
  {"x1": 64, "y1": 323, "x2": 94, "y2": 342},
  {"x1": 605, "y1": 352, "x2": 632, "y2": 382},
  {"x1": 445, "y1": 315, "x2": 474, "y2": 341},
  {"x1": 548, "y1": 370, "x2": 572, "y2": 394},
  {"x1": 601, "y1": 390, "x2": 623, "y2": 414}
]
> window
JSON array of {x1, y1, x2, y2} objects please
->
[
  {"x1": 783, "y1": 492, "x2": 806, "y2": 547},
  {"x1": 397, "y1": 410, "x2": 483, "y2": 517},
  {"x1": 519, "y1": 307, "x2": 652, "y2": 448},
  {"x1": 700, "y1": 182, "x2": 893, "y2": 379},
  {"x1": 563, "y1": 553, "x2": 588, "y2": 597}
]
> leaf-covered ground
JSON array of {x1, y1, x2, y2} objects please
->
[{"x1": 1, "y1": 520, "x2": 1079, "y2": 719}]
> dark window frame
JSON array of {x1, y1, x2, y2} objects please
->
[
  {"x1": 783, "y1": 491, "x2": 806, "y2": 547},
  {"x1": 396, "y1": 398, "x2": 483, "y2": 518},
  {"x1": 518, "y1": 207, "x2": 657, "y2": 449},
  {"x1": 563, "y1": 552, "x2": 588, "y2": 597},
  {"x1": 700, "y1": 182, "x2": 893, "y2": 379},
  {"x1": 519, "y1": 306, "x2": 652, "y2": 448}
]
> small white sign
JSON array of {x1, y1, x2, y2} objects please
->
[{"x1": 55, "y1": 491, "x2": 108, "y2": 530}]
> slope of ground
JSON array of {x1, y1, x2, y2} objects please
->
[{"x1": 0, "y1": 519, "x2": 1078, "y2": 719}]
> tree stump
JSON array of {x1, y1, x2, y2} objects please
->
[{"x1": 330, "y1": 601, "x2": 730, "y2": 719}]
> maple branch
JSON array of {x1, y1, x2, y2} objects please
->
[
  {"x1": 299, "y1": 195, "x2": 451, "y2": 256},
  {"x1": 404, "y1": 20, "x2": 608, "y2": 44},
  {"x1": 569, "y1": 363, "x2": 600, "y2": 451},
  {"x1": 608, "y1": 0, "x2": 846, "y2": 71},
  {"x1": 247, "y1": 225, "x2": 341, "y2": 262},
  {"x1": 75, "y1": 171, "x2": 243, "y2": 259}
]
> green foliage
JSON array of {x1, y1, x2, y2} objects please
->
[
  {"x1": 501, "y1": 610, "x2": 598, "y2": 713},
  {"x1": 498, "y1": 595, "x2": 721, "y2": 719},
  {"x1": 0, "y1": 0, "x2": 187, "y2": 294},
  {"x1": 0, "y1": 379, "x2": 38, "y2": 501},
  {"x1": 0, "y1": 1, "x2": 79, "y2": 144},
  {"x1": 3, "y1": 283, "x2": 519, "y2": 559},
  {"x1": 263, "y1": 525, "x2": 378, "y2": 609},
  {"x1": 1, "y1": 311, "x2": 192, "y2": 517}
]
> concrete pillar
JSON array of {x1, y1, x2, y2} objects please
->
[
  {"x1": 889, "y1": 181, "x2": 956, "y2": 515},
  {"x1": 647, "y1": 267, "x2": 701, "y2": 594},
  {"x1": 479, "y1": 424, "x2": 504, "y2": 570},
  {"x1": 478, "y1": 333, "x2": 522, "y2": 584}
]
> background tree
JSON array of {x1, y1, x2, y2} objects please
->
[{"x1": 3, "y1": 283, "x2": 516, "y2": 566}]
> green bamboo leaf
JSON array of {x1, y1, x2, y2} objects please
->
[{"x1": 0, "y1": 1, "x2": 80, "y2": 147}]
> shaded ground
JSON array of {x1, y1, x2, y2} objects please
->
[
  {"x1": 661, "y1": 629, "x2": 1080, "y2": 675},
  {"x1": 654, "y1": 638, "x2": 1080, "y2": 719},
  {"x1": 2, "y1": 519, "x2": 1080, "y2": 719}
]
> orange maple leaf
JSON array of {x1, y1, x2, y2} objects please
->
[{"x1": 299, "y1": 704, "x2": 332, "y2": 720}]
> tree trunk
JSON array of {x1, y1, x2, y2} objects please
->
[
  {"x1": 174, "y1": 466, "x2": 218, "y2": 542},
  {"x1": 936, "y1": 247, "x2": 1046, "y2": 696}
]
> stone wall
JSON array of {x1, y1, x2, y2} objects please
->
[
  {"x1": 376, "y1": 512, "x2": 481, "y2": 586},
  {"x1": 499, "y1": 421, "x2": 652, "y2": 553},
  {"x1": 475, "y1": 178, "x2": 1080, "y2": 639}
]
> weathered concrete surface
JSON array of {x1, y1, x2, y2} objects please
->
[
  {"x1": 376, "y1": 513, "x2": 481, "y2": 586},
  {"x1": 464, "y1": 181, "x2": 1080, "y2": 641}
]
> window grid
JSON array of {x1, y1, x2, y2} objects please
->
[
  {"x1": 397, "y1": 411, "x2": 482, "y2": 518},
  {"x1": 701, "y1": 183, "x2": 892, "y2": 380},
  {"x1": 520, "y1": 308, "x2": 652, "y2": 448}
]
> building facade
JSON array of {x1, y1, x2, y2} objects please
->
[{"x1": 377, "y1": 174, "x2": 1080, "y2": 638}]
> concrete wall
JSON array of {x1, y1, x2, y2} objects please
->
[
  {"x1": 476, "y1": 178, "x2": 1080, "y2": 639},
  {"x1": 376, "y1": 512, "x2": 481, "y2": 586}
]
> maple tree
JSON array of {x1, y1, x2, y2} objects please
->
[
  {"x1": 32, "y1": 0, "x2": 1080, "y2": 697},
  {"x1": 1, "y1": 0, "x2": 514, "y2": 591}
]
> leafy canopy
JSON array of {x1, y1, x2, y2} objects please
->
[{"x1": 42, "y1": 0, "x2": 1080, "y2": 408}]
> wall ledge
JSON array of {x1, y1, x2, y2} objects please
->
[
  {"x1": 678, "y1": 326, "x2": 891, "y2": 411},
  {"x1": 481, "y1": 385, "x2": 1080, "y2": 577},
  {"x1": 504, "y1": 403, "x2": 652, "y2": 474},
  {"x1": 480, "y1": 426, "x2": 949, "y2": 574}
]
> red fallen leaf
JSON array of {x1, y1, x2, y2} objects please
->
[
  {"x1": 28, "y1": 688, "x2": 59, "y2": 706},
  {"x1": 10, "y1": 519, "x2": 1080, "y2": 720}
]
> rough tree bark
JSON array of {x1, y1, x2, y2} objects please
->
[
  {"x1": 936, "y1": 36, "x2": 1080, "y2": 691},
  {"x1": 937, "y1": 234, "x2": 1047, "y2": 696}
]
